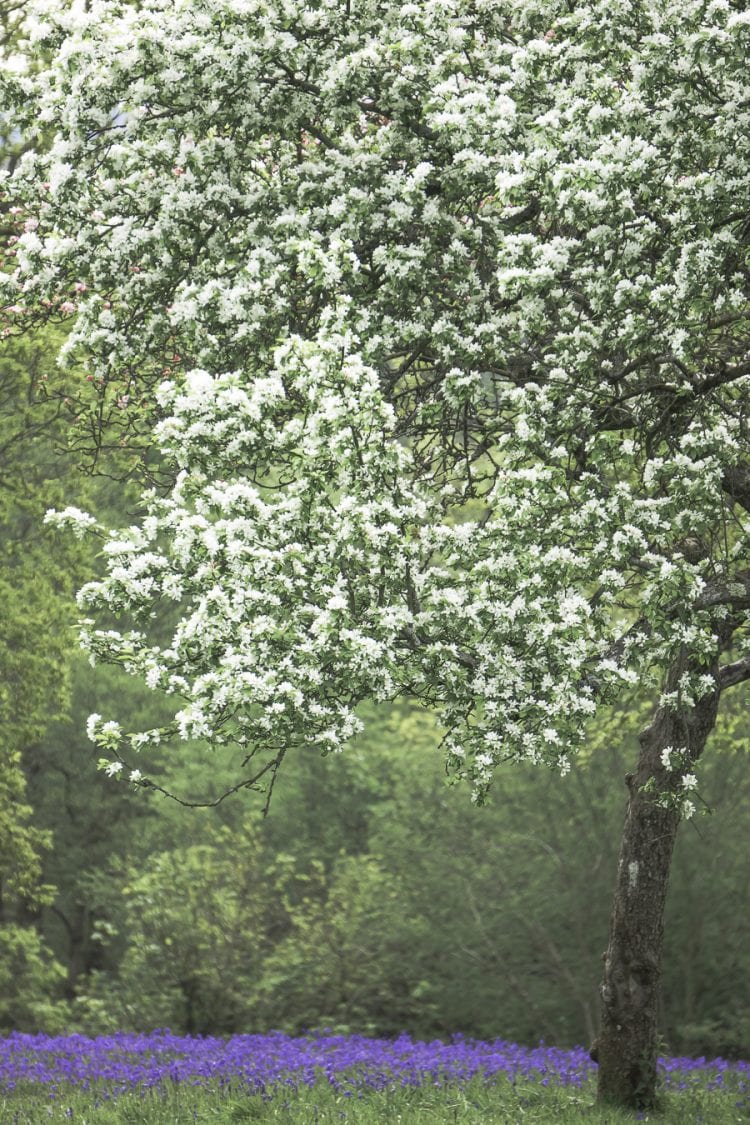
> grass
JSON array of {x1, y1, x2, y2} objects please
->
[{"x1": 1, "y1": 1072, "x2": 749, "y2": 1124}]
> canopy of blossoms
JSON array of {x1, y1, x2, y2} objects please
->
[{"x1": 3, "y1": 0, "x2": 750, "y2": 803}]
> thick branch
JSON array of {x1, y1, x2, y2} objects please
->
[
  {"x1": 695, "y1": 359, "x2": 750, "y2": 395},
  {"x1": 718, "y1": 654, "x2": 750, "y2": 690},
  {"x1": 695, "y1": 572, "x2": 750, "y2": 611},
  {"x1": 722, "y1": 464, "x2": 750, "y2": 514}
]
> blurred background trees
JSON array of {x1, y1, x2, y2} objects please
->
[{"x1": 0, "y1": 327, "x2": 93, "y2": 1032}]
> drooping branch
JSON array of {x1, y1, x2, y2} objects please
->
[{"x1": 128, "y1": 751, "x2": 288, "y2": 814}]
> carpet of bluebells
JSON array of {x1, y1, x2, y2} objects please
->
[{"x1": 1, "y1": 1029, "x2": 749, "y2": 1104}]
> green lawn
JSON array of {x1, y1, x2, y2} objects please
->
[{"x1": 2, "y1": 1073, "x2": 748, "y2": 1124}]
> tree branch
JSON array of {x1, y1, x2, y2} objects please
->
[
  {"x1": 695, "y1": 359, "x2": 750, "y2": 395},
  {"x1": 722, "y1": 464, "x2": 750, "y2": 514},
  {"x1": 132, "y1": 752, "x2": 287, "y2": 813},
  {"x1": 695, "y1": 572, "x2": 750, "y2": 611},
  {"x1": 718, "y1": 654, "x2": 750, "y2": 690}
]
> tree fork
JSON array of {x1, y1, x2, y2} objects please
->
[{"x1": 593, "y1": 652, "x2": 723, "y2": 1109}]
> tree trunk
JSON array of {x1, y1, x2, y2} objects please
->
[{"x1": 594, "y1": 653, "x2": 722, "y2": 1109}]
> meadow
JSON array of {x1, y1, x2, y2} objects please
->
[{"x1": 0, "y1": 1030, "x2": 748, "y2": 1124}]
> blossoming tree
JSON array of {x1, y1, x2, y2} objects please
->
[{"x1": 4, "y1": 0, "x2": 750, "y2": 1107}]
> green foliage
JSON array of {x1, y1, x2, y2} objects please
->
[
  {"x1": 73, "y1": 818, "x2": 324, "y2": 1035},
  {"x1": 0, "y1": 925, "x2": 69, "y2": 1033},
  {"x1": 253, "y1": 853, "x2": 438, "y2": 1038},
  {"x1": 0, "y1": 325, "x2": 174, "y2": 1025},
  {"x1": 664, "y1": 691, "x2": 750, "y2": 1059},
  {"x1": 0, "y1": 752, "x2": 53, "y2": 908},
  {"x1": 0, "y1": 330, "x2": 86, "y2": 896},
  {"x1": 114, "y1": 828, "x2": 270, "y2": 1034},
  {"x1": 0, "y1": 330, "x2": 96, "y2": 1025},
  {"x1": 26, "y1": 652, "x2": 178, "y2": 997},
  {"x1": 55, "y1": 690, "x2": 750, "y2": 1059}
]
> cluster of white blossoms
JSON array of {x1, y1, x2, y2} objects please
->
[
  {"x1": 6, "y1": 0, "x2": 750, "y2": 802},
  {"x1": 656, "y1": 746, "x2": 701, "y2": 818}
]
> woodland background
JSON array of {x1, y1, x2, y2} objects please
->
[{"x1": 2, "y1": 326, "x2": 750, "y2": 1062}]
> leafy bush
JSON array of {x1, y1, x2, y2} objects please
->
[{"x1": 0, "y1": 925, "x2": 70, "y2": 1033}]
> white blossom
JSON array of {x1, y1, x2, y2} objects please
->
[
  {"x1": 85, "y1": 713, "x2": 102, "y2": 742},
  {"x1": 44, "y1": 507, "x2": 100, "y2": 538},
  {"x1": 5, "y1": 0, "x2": 750, "y2": 802}
]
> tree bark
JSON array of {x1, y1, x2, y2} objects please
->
[{"x1": 593, "y1": 652, "x2": 722, "y2": 1109}]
